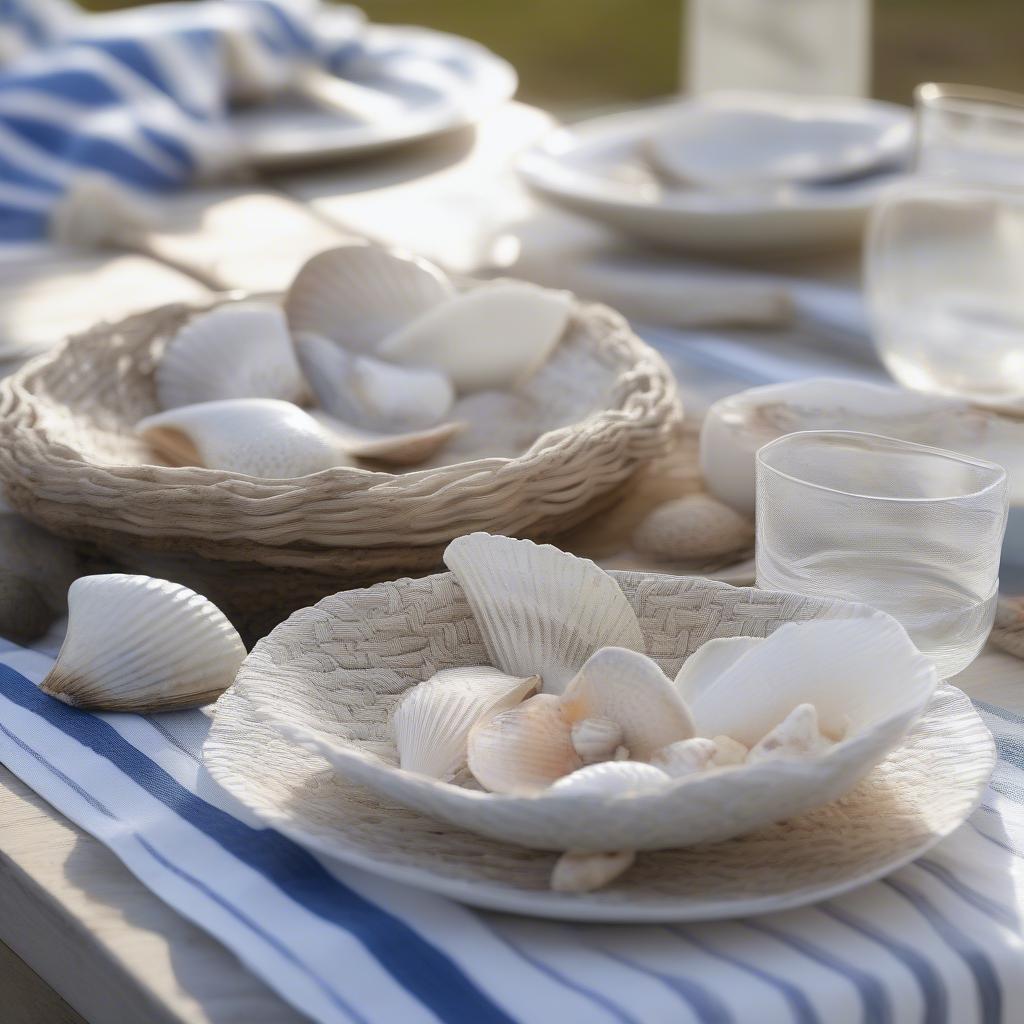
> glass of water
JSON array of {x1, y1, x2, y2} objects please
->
[{"x1": 756, "y1": 430, "x2": 1007, "y2": 678}]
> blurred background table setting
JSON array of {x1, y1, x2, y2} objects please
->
[{"x1": 3, "y1": 1, "x2": 1024, "y2": 1023}]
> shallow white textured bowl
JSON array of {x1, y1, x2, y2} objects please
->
[
  {"x1": 518, "y1": 100, "x2": 911, "y2": 253},
  {"x1": 204, "y1": 572, "x2": 993, "y2": 921}
]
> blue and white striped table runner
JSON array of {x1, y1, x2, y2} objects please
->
[{"x1": 1, "y1": 634, "x2": 1023, "y2": 1024}]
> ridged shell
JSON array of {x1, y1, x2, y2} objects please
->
[
  {"x1": 156, "y1": 304, "x2": 306, "y2": 410},
  {"x1": 391, "y1": 667, "x2": 539, "y2": 781},
  {"x1": 674, "y1": 636, "x2": 763, "y2": 707},
  {"x1": 378, "y1": 283, "x2": 573, "y2": 393},
  {"x1": 679, "y1": 613, "x2": 936, "y2": 748},
  {"x1": 443, "y1": 533, "x2": 645, "y2": 695},
  {"x1": 40, "y1": 574, "x2": 245, "y2": 712},
  {"x1": 138, "y1": 399, "x2": 342, "y2": 478},
  {"x1": 747, "y1": 704, "x2": 833, "y2": 764},
  {"x1": 562, "y1": 647, "x2": 696, "y2": 760},
  {"x1": 571, "y1": 717, "x2": 625, "y2": 764},
  {"x1": 285, "y1": 244, "x2": 454, "y2": 353},
  {"x1": 312, "y1": 412, "x2": 463, "y2": 467},
  {"x1": 649, "y1": 738, "x2": 717, "y2": 778},
  {"x1": 294, "y1": 332, "x2": 454, "y2": 431},
  {"x1": 467, "y1": 694, "x2": 581, "y2": 795},
  {"x1": 550, "y1": 760, "x2": 671, "y2": 796},
  {"x1": 632, "y1": 495, "x2": 754, "y2": 561},
  {"x1": 550, "y1": 850, "x2": 636, "y2": 893}
]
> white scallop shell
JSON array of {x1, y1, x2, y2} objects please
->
[
  {"x1": 674, "y1": 636, "x2": 763, "y2": 708},
  {"x1": 571, "y1": 717, "x2": 625, "y2": 764},
  {"x1": 378, "y1": 283, "x2": 573, "y2": 393},
  {"x1": 391, "y1": 667, "x2": 538, "y2": 781},
  {"x1": 294, "y1": 331, "x2": 453, "y2": 431},
  {"x1": 443, "y1": 533, "x2": 645, "y2": 696},
  {"x1": 649, "y1": 737, "x2": 717, "y2": 778},
  {"x1": 699, "y1": 377, "x2": 1024, "y2": 516},
  {"x1": 550, "y1": 760, "x2": 671, "y2": 796},
  {"x1": 137, "y1": 398, "x2": 342, "y2": 478},
  {"x1": 285, "y1": 244, "x2": 454, "y2": 353},
  {"x1": 632, "y1": 495, "x2": 753, "y2": 561},
  {"x1": 156, "y1": 304, "x2": 306, "y2": 410},
  {"x1": 467, "y1": 694, "x2": 581, "y2": 795},
  {"x1": 312, "y1": 412, "x2": 463, "y2": 467},
  {"x1": 747, "y1": 704, "x2": 833, "y2": 764},
  {"x1": 40, "y1": 574, "x2": 245, "y2": 712},
  {"x1": 551, "y1": 850, "x2": 635, "y2": 893},
  {"x1": 562, "y1": 647, "x2": 696, "y2": 761}
]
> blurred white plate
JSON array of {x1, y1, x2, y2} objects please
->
[
  {"x1": 519, "y1": 100, "x2": 913, "y2": 254},
  {"x1": 235, "y1": 20, "x2": 517, "y2": 169}
]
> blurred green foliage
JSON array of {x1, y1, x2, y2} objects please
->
[{"x1": 76, "y1": 0, "x2": 1024, "y2": 112}]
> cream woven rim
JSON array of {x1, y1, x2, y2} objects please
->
[{"x1": 0, "y1": 294, "x2": 680, "y2": 570}]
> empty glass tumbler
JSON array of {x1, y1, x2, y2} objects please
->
[{"x1": 756, "y1": 430, "x2": 1008, "y2": 678}]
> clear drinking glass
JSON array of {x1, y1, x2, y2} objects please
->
[
  {"x1": 756, "y1": 430, "x2": 1008, "y2": 678},
  {"x1": 915, "y1": 83, "x2": 1024, "y2": 187},
  {"x1": 865, "y1": 183, "x2": 1024, "y2": 409}
]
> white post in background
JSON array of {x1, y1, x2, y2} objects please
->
[{"x1": 686, "y1": 0, "x2": 872, "y2": 97}]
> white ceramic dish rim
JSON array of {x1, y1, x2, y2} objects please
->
[{"x1": 238, "y1": 22, "x2": 517, "y2": 167}]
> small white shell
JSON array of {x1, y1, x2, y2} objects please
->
[
  {"x1": 443, "y1": 533, "x2": 645, "y2": 696},
  {"x1": 467, "y1": 694, "x2": 581, "y2": 795},
  {"x1": 649, "y1": 737, "x2": 717, "y2": 778},
  {"x1": 294, "y1": 332, "x2": 454, "y2": 431},
  {"x1": 632, "y1": 495, "x2": 753, "y2": 561},
  {"x1": 562, "y1": 647, "x2": 696, "y2": 761},
  {"x1": 551, "y1": 850, "x2": 636, "y2": 893},
  {"x1": 378, "y1": 283, "x2": 573, "y2": 393},
  {"x1": 285, "y1": 244, "x2": 454, "y2": 353},
  {"x1": 40, "y1": 574, "x2": 245, "y2": 712},
  {"x1": 391, "y1": 667, "x2": 538, "y2": 781},
  {"x1": 138, "y1": 399, "x2": 342, "y2": 478},
  {"x1": 550, "y1": 760, "x2": 671, "y2": 797},
  {"x1": 711, "y1": 735, "x2": 749, "y2": 767},
  {"x1": 571, "y1": 717, "x2": 625, "y2": 764},
  {"x1": 312, "y1": 412, "x2": 463, "y2": 467},
  {"x1": 156, "y1": 304, "x2": 306, "y2": 410},
  {"x1": 747, "y1": 704, "x2": 833, "y2": 764}
]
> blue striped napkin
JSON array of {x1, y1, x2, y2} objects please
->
[
  {"x1": 0, "y1": 0, "x2": 355, "y2": 241},
  {"x1": 1, "y1": 634, "x2": 1023, "y2": 1024}
]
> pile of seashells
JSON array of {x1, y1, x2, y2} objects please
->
[
  {"x1": 366, "y1": 532, "x2": 938, "y2": 893},
  {"x1": 135, "y1": 244, "x2": 573, "y2": 477}
]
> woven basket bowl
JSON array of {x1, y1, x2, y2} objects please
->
[
  {"x1": 213, "y1": 569, "x2": 970, "y2": 853},
  {"x1": 0, "y1": 294, "x2": 679, "y2": 638}
]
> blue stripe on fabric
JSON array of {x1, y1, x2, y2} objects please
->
[
  {"x1": 0, "y1": 205, "x2": 48, "y2": 240},
  {"x1": 820, "y1": 905, "x2": 948, "y2": 1024},
  {"x1": 0, "y1": 664, "x2": 514, "y2": 1024},
  {"x1": 0, "y1": 68, "x2": 122, "y2": 107},
  {"x1": 243, "y1": 0, "x2": 317, "y2": 55},
  {"x1": 84, "y1": 38, "x2": 174, "y2": 100},
  {"x1": 670, "y1": 928, "x2": 820, "y2": 1024},
  {"x1": 884, "y1": 877, "x2": 1002, "y2": 1024},
  {"x1": 915, "y1": 860, "x2": 1021, "y2": 932},
  {"x1": 745, "y1": 920, "x2": 893, "y2": 1024},
  {"x1": 595, "y1": 947, "x2": 734, "y2": 1024},
  {"x1": 0, "y1": 152, "x2": 63, "y2": 194},
  {"x1": 139, "y1": 125, "x2": 195, "y2": 174},
  {"x1": 0, "y1": 717, "x2": 369, "y2": 1024}
]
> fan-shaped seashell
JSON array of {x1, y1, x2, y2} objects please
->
[
  {"x1": 550, "y1": 760, "x2": 671, "y2": 797},
  {"x1": 680, "y1": 613, "x2": 936, "y2": 748},
  {"x1": 391, "y1": 667, "x2": 539, "y2": 781},
  {"x1": 378, "y1": 283, "x2": 573, "y2": 393},
  {"x1": 747, "y1": 704, "x2": 833, "y2": 764},
  {"x1": 40, "y1": 574, "x2": 245, "y2": 712},
  {"x1": 632, "y1": 495, "x2": 753, "y2": 562},
  {"x1": 312, "y1": 411, "x2": 463, "y2": 467},
  {"x1": 443, "y1": 533, "x2": 645, "y2": 696},
  {"x1": 551, "y1": 850, "x2": 636, "y2": 893},
  {"x1": 467, "y1": 694, "x2": 581, "y2": 795},
  {"x1": 294, "y1": 332, "x2": 454, "y2": 431},
  {"x1": 562, "y1": 647, "x2": 696, "y2": 761},
  {"x1": 138, "y1": 399, "x2": 342, "y2": 478},
  {"x1": 285, "y1": 244, "x2": 454, "y2": 353},
  {"x1": 649, "y1": 737, "x2": 717, "y2": 778},
  {"x1": 711, "y1": 735, "x2": 749, "y2": 767},
  {"x1": 699, "y1": 377, "x2": 1024, "y2": 517},
  {"x1": 674, "y1": 636, "x2": 763, "y2": 707},
  {"x1": 571, "y1": 717, "x2": 625, "y2": 765},
  {"x1": 156, "y1": 304, "x2": 307, "y2": 410}
]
